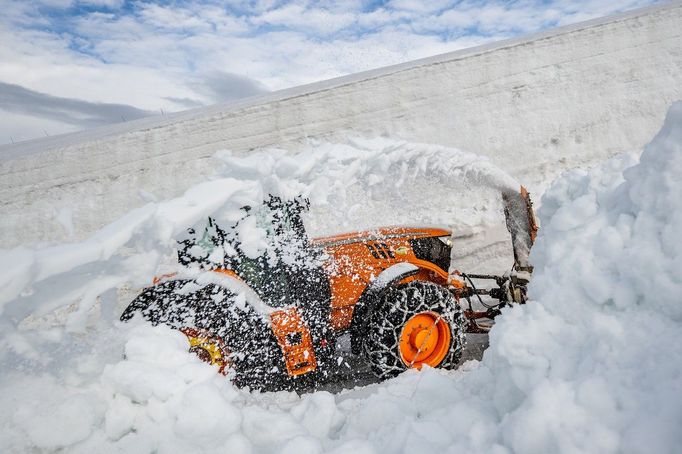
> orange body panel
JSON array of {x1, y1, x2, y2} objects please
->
[
  {"x1": 312, "y1": 227, "x2": 453, "y2": 331},
  {"x1": 270, "y1": 307, "x2": 317, "y2": 376}
]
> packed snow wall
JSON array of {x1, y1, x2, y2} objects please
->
[{"x1": 1, "y1": 2, "x2": 681, "y2": 248}]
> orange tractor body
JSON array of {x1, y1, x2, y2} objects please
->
[
  {"x1": 122, "y1": 188, "x2": 537, "y2": 390},
  {"x1": 267, "y1": 226, "x2": 457, "y2": 376},
  {"x1": 314, "y1": 226, "x2": 453, "y2": 330}
]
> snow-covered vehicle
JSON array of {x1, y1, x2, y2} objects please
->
[{"x1": 121, "y1": 188, "x2": 537, "y2": 391}]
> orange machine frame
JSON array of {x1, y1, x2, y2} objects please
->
[
  {"x1": 184, "y1": 226, "x2": 457, "y2": 378},
  {"x1": 311, "y1": 227, "x2": 456, "y2": 331},
  {"x1": 145, "y1": 188, "x2": 536, "y2": 380},
  {"x1": 270, "y1": 308, "x2": 318, "y2": 376}
]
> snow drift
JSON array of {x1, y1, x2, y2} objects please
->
[{"x1": 1, "y1": 103, "x2": 682, "y2": 453}]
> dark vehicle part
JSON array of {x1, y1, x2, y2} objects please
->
[{"x1": 121, "y1": 279, "x2": 288, "y2": 390}]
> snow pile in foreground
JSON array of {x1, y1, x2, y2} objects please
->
[
  {"x1": 482, "y1": 101, "x2": 682, "y2": 452},
  {"x1": 1, "y1": 102, "x2": 682, "y2": 453}
]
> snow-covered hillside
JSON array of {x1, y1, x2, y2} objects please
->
[{"x1": 1, "y1": 102, "x2": 680, "y2": 453}]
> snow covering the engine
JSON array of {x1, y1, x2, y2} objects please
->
[{"x1": 1, "y1": 103, "x2": 682, "y2": 453}]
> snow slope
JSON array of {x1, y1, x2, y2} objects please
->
[
  {"x1": 2, "y1": 2, "x2": 681, "y2": 247},
  {"x1": 1, "y1": 103, "x2": 681, "y2": 453}
]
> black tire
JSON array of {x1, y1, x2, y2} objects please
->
[
  {"x1": 120, "y1": 279, "x2": 290, "y2": 391},
  {"x1": 363, "y1": 281, "x2": 466, "y2": 379}
]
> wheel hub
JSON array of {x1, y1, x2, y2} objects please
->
[{"x1": 399, "y1": 312, "x2": 451, "y2": 369}]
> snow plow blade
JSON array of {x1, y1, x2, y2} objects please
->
[{"x1": 502, "y1": 186, "x2": 538, "y2": 273}]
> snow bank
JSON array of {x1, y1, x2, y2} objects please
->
[{"x1": 2, "y1": 103, "x2": 682, "y2": 453}]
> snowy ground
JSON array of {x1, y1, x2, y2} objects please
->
[{"x1": 1, "y1": 104, "x2": 681, "y2": 453}]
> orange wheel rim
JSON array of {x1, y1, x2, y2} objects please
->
[{"x1": 399, "y1": 312, "x2": 451, "y2": 369}]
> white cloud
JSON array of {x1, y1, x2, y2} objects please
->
[
  {"x1": 387, "y1": 0, "x2": 454, "y2": 13},
  {"x1": 252, "y1": 3, "x2": 358, "y2": 35},
  {"x1": 77, "y1": 0, "x2": 124, "y2": 8},
  {"x1": 137, "y1": 3, "x2": 216, "y2": 31},
  {"x1": 34, "y1": 0, "x2": 74, "y2": 8}
]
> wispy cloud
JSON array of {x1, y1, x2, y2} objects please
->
[
  {"x1": 0, "y1": 81, "x2": 152, "y2": 127},
  {"x1": 0, "y1": 0, "x2": 663, "y2": 145},
  {"x1": 0, "y1": 81, "x2": 155, "y2": 143}
]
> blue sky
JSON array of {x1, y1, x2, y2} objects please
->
[{"x1": 0, "y1": 0, "x2": 662, "y2": 144}]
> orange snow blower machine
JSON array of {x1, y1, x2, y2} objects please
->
[{"x1": 121, "y1": 187, "x2": 537, "y2": 391}]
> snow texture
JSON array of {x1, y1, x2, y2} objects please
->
[
  {"x1": 2, "y1": 2, "x2": 681, "y2": 248},
  {"x1": 1, "y1": 103, "x2": 682, "y2": 453}
]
